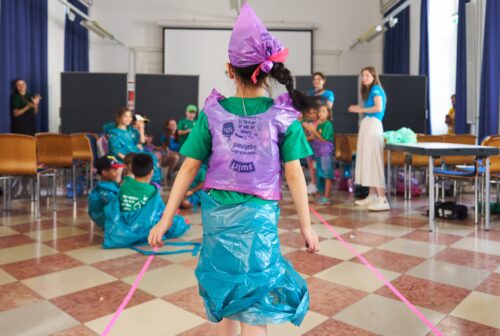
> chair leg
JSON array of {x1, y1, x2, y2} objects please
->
[
  {"x1": 89, "y1": 162, "x2": 94, "y2": 191},
  {"x1": 52, "y1": 171, "x2": 57, "y2": 211},
  {"x1": 72, "y1": 165, "x2": 77, "y2": 203},
  {"x1": 404, "y1": 165, "x2": 408, "y2": 200},
  {"x1": 36, "y1": 173, "x2": 41, "y2": 219},
  {"x1": 496, "y1": 180, "x2": 499, "y2": 204},
  {"x1": 474, "y1": 177, "x2": 478, "y2": 225},
  {"x1": 2, "y1": 179, "x2": 7, "y2": 212},
  {"x1": 408, "y1": 165, "x2": 413, "y2": 201}
]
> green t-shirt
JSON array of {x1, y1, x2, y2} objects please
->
[
  {"x1": 178, "y1": 119, "x2": 196, "y2": 146},
  {"x1": 118, "y1": 176, "x2": 157, "y2": 212},
  {"x1": 317, "y1": 121, "x2": 334, "y2": 142},
  {"x1": 180, "y1": 96, "x2": 313, "y2": 205}
]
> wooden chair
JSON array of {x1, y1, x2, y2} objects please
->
[
  {"x1": 36, "y1": 133, "x2": 76, "y2": 202},
  {"x1": 0, "y1": 134, "x2": 56, "y2": 217},
  {"x1": 71, "y1": 133, "x2": 95, "y2": 190}
]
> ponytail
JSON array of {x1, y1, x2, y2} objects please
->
[
  {"x1": 232, "y1": 62, "x2": 319, "y2": 112},
  {"x1": 270, "y1": 63, "x2": 318, "y2": 112}
]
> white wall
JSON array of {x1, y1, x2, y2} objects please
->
[
  {"x1": 47, "y1": 0, "x2": 384, "y2": 131},
  {"x1": 88, "y1": 0, "x2": 384, "y2": 76},
  {"x1": 428, "y1": 0, "x2": 458, "y2": 134},
  {"x1": 47, "y1": 0, "x2": 66, "y2": 132}
]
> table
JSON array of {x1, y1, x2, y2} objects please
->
[{"x1": 385, "y1": 142, "x2": 499, "y2": 231}]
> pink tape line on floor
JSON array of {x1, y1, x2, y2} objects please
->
[
  {"x1": 310, "y1": 207, "x2": 443, "y2": 336},
  {"x1": 101, "y1": 246, "x2": 159, "y2": 336}
]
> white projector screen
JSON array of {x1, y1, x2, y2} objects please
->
[{"x1": 163, "y1": 28, "x2": 312, "y2": 108}]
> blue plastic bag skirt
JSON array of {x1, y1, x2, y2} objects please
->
[
  {"x1": 195, "y1": 192, "x2": 309, "y2": 326},
  {"x1": 103, "y1": 191, "x2": 190, "y2": 249}
]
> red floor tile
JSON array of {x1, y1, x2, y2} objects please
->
[
  {"x1": 307, "y1": 277, "x2": 367, "y2": 317},
  {"x1": 163, "y1": 286, "x2": 206, "y2": 319},
  {"x1": 51, "y1": 281, "x2": 155, "y2": 322},
  {"x1": 303, "y1": 318, "x2": 377, "y2": 336},
  {"x1": 375, "y1": 275, "x2": 470, "y2": 314},
  {"x1": 340, "y1": 230, "x2": 394, "y2": 247},
  {"x1": 1, "y1": 253, "x2": 83, "y2": 280},
  {"x1": 402, "y1": 230, "x2": 463, "y2": 246},
  {"x1": 285, "y1": 250, "x2": 342, "y2": 275},
  {"x1": 434, "y1": 247, "x2": 500, "y2": 272},
  {"x1": 0, "y1": 234, "x2": 35, "y2": 248},
  {"x1": 429, "y1": 316, "x2": 500, "y2": 336},
  {"x1": 351, "y1": 249, "x2": 425, "y2": 273},
  {"x1": 92, "y1": 253, "x2": 171, "y2": 279},
  {"x1": 44, "y1": 234, "x2": 103, "y2": 252},
  {"x1": 476, "y1": 272, "x2": 500, "y2": 296},
  {"x1": 0, "y1": 282, "x2": 43, "y2": 313}
]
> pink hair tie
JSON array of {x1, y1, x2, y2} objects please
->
[{"x1": 250, "y1": 48, "x2": 289, "y2": 84}]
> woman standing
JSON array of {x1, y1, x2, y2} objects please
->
[
  {"x1": 308, "y1": 72, "x2": 334, "y2": 110},
  {"x1": 348, "y1": 66, "x2": 389, "y2": 211},
  {"x1": 10, "y1": 79, "x2": 41, "y2": 135}
]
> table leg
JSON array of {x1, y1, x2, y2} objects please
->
[
  {"x1": 387, "y1": 150, "x2": 391, "y2": 198},
  {"x1": 428, "y1": 156, "x2": 435, "y2": 232},
  {"x1": 486, "y1": 157, "x2": 491, "y2": 231}
]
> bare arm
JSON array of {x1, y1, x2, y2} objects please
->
[
  {"x1": 149, "y1": 157, "x2": 201, "y2": 247},
  {"x1": 284, "y1": 160, "x2": 319, "y2": 253},
  {"x1": 12, "y1": 104, "x2": 33, "y2": 117},
  {"x1": 349, "y1": 96, "x2": 383, "y2": 114}
]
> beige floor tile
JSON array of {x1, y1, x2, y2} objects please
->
[
  {"x1": 335, "y1": 294, "x2": 445, "y2": 336},
  {"x1": 287, "y1": 213, "x2": 337, "y2": 223},
  {"x1": 304, "y1": 223, "x2": 352, "y2": 238},
  {"x1": 0, "y1": 268, "x2": 17, "y2": 285},
  {"x1": 24, "y1": 226, "x2": 87, "y2": 242},
  {"x1": 0, "y1": 243, "x2": 57, "y2": 265},
  {"x1": 122, "y1": 264, "x2": 197, "y2": 297},
  {"x1": 22, "y1": 265, "x2": 115, "y2": 299},
  {"x1": 181, "y1": 224, "x2": 203, "y2": 241},
  {"x1": 86, "y1": 299, "x2": 204, "y2": 336},
  {"x1": 495, "y1": 266, "x2": 500, "y2": 274},
  {"x1": 280, "y1": 244, "x2": 297, "y2": 255},
  {"x1": 183, "y1": 213, "x2": 202, "y2": 225},
  {"x1": 159, "y1": 251, "x2": 198, "y2": 263},
  {"x1": 451, "y1": 291, "x2": 500, "y2": 329},
  {"x1": 0, "y1": 227, "x2": 18, "y2": 237},
  {"x1": 358, "y1": 223, "x2": 415, "y2": 237},
  {"x1": 0, "y1": 300, "x2": 78, "y2": 336},
  {"x1": 0, "y1": 215, "x2": 48, "y2": 226},
  {"x1": 318, "y1": 239, "x2": 372, "y2": 260},
  {"x1": 268, "y1": 311, "x2": 328, "y2": 336},
  {"x1": 315, "y1": 261, "x2": 400, "y2": 292},
  {"x1": 451, "y1": 237, "x2": 500, "y2": 256},
  {"x1": 407, "y1": 259, "x2": 490, "y2": 290},
  {"x1": 65, "y1": 245, "x2": 135, "y2": 264},
  {"x1": 377, "y1": 238, "x2": 447, "y2": 258},
  {"x1": 434, "y1": 223, "x2": 476, "y2": 236}
]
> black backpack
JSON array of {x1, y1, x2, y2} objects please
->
[{"x1": 428, "y1": 201, "x2": 468, "y2": 220}]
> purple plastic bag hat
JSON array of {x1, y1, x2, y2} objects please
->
[{"x1": 228, "y1": 3, "x2": 289, "y2": 83}]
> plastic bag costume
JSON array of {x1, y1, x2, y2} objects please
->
[
  {"x1": 88, "y1": 180, "x2": 120, "y2": 228},
  {"x1": 102, "y1": 191, "x2": 190, "y2": 249},
  {"x1": 107, "y1": 127, "x2": 162, "y2": 184},
  {"x1": 195, "y1": 3, "x2": 310, "y2": 321}
]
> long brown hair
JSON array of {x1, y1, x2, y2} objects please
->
[{"x1": 360, "y1": 66, "x2": 382, "y2": 101}]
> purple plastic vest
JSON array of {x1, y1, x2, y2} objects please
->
[
  {"x1": 311, "y1": 139, "x2": 334, "y2": 157},
  {"x1": 203, "y1": 89, "x2": 299, "y2": 200}
]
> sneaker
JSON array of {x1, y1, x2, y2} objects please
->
[
  {"x1": 368, "y1": 198, "x2": 391, "y2": 211},
  {"x1": 307, "y1": 183, "x2": 318, "y2": 195},
  {"x1": 315, "y1": 196, "x2": 332, "y2": 206},
  {"x1": 355, "y1": 194, "x2": 378, "y2": 206}
]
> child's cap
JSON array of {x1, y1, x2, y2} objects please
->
[
  {"x1": 228, "y1": 3, "x2": 289, "y2": 83},
  {"x1": 186, "y1": 104, "x2": 198, "y2": 113},
  {"x1": 134, "y1": 114, "x2": 150, "y2": 123},
  {"x1": 95, "y1": 155, "x2": 125, "y2": 174}
]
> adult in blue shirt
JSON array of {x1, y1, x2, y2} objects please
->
[
  {"x1": 307, "y1": 72, "x2": 334, "y2": 111},
  {"x1": 348, "y1": 66, "x2": 389, "y2": 211}
]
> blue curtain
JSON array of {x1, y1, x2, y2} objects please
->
[
  {"x1": 454, "y1": 0, "x2": 470, "y2": 134},
  {"x1": 0, "y1": 0, "x2": 48, "y2": 133},
  {"x1": 419, "y1": 0, "x2": 431, "y2": 134},
  {"x1": 478, "y1": 0, "x2": 500, "y2": 140},
  {"x1": 64, "y1": 0, "x2": 89, "y2": 71},
  {"x1": 383, "y1": 5, "x2": 410, "y2": 74}
]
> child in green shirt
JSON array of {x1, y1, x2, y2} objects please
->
[
  {"x1": 119, "y1": 153, "x2": 157, "y2": 212},
  {"x1": 305, "y1": 104, "x2": 334, "y2": 205},
  {"x1": 177, "y1": 104, "x2": 198, "y2": 147}
]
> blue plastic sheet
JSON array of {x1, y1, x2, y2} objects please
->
[
  {"x1": 102, "y1": 191, "x2": 190, "y2": 249},
  {"x1": 88, "y1": 181, "x2": 120, "y2": 228},
  {"x1": 195, "y1": 192, "x2": 309, "y2": 326}
]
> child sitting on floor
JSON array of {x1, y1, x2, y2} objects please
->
[
  {"x1": 88, "y1": 156, "x2": 124, "y2": 228},
  {"x1": 180, "y1": 164, "x2": 207, "y2": 209},
  {"x1": 119, "y1": 153, "x2": 157, "y2": 212}
]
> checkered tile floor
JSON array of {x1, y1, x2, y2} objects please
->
[{"x1": 1, "y1": 190, "x2": 500, "y2": 335}]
